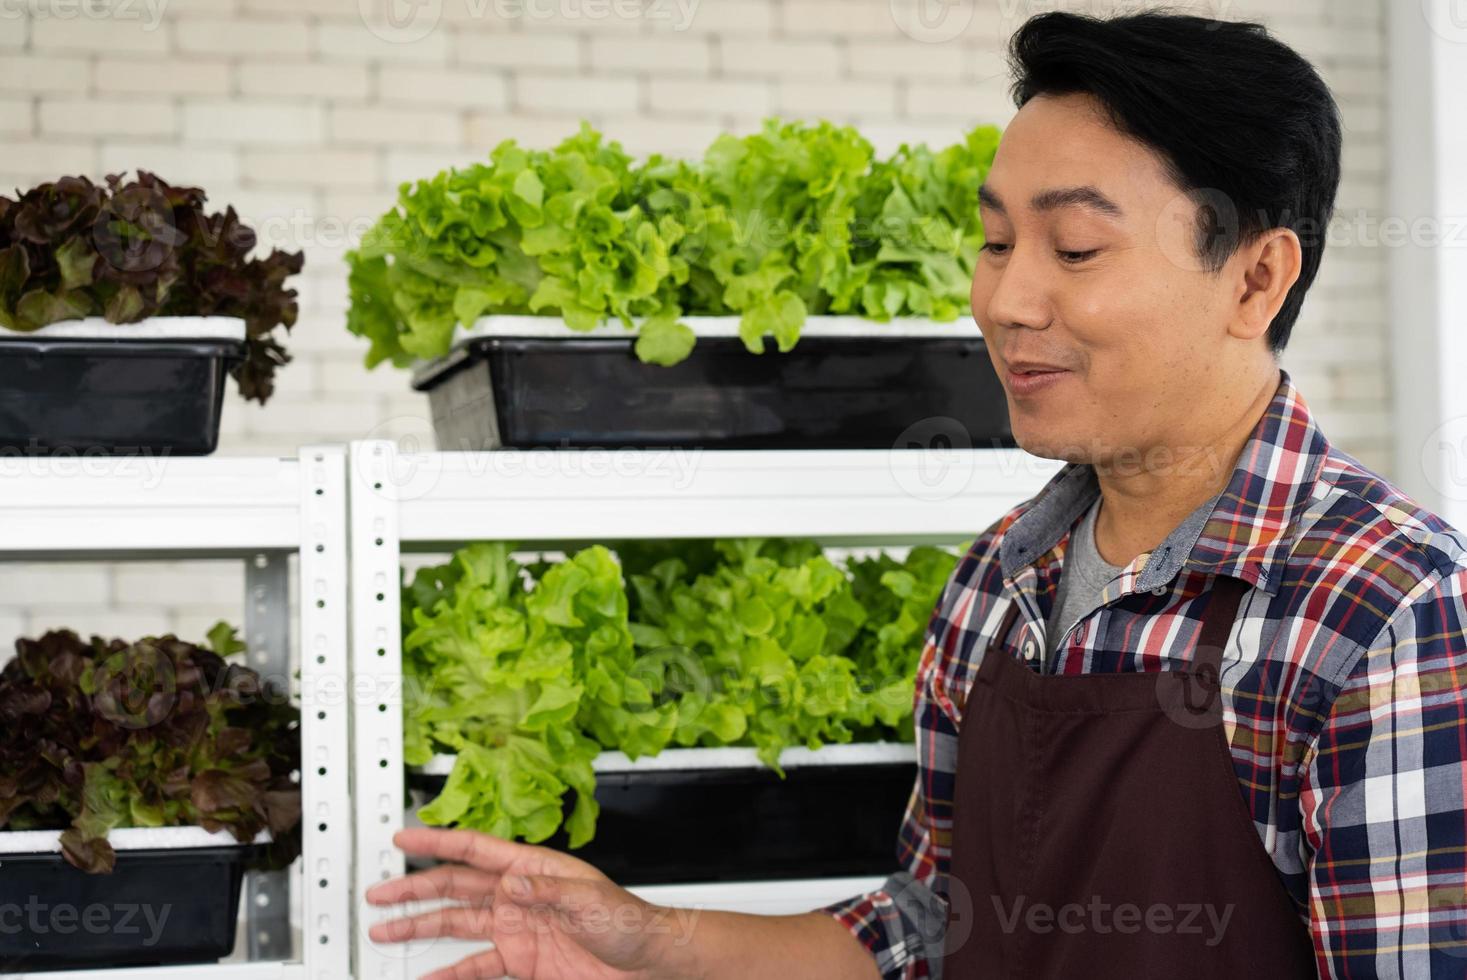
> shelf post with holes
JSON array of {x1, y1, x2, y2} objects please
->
[{"x1": 0, "y1": 447, "x2": 354, "y2": 980}]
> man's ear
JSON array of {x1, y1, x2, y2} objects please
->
[{"x1": 1229, "y1": 228, "x2": 1302, "y2": 343}]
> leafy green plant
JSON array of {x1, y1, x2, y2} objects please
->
[
  {"x1": 401, "y1": 538, "x2": 958, "y2": 847},
  {"x1": 345, "y1": 118, "x2": 999, "y2": 369},
  {"x1": 0, "y1": 624, "x2": 302, "y2": 874},
  {"x1": 0, "y1": 171, "x2": 304, "y2": 403}
]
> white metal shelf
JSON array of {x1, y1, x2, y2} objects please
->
[
  {"x1": 347, "y1": 441, "x2": 1057, "y2": 980},
  {"x1": 0, "y1": 455, "x2": 301, "y2": 560},
  {"x1": 414, "y1": 741, "x2": 918, "y2": 776},
  {"x1": 1, "y1": 449, "x2": 352, "y2": 980},
  {"x1": 373, "y1": 446, "x2": 1060, "y2": 550}
]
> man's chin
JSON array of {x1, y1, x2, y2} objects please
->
[{"x1": 1010, "y1": 430, "x2": 1093, "y2": 465}]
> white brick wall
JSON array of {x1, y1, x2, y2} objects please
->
[{"x1": 0, "y1": 0, "x2": 1392, "y2": 640}]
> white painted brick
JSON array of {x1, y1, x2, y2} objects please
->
[
  {"x1": 162, "y1": 0, "x2": 241, "y2": 15},
  {"x1": 905, "y1": 80, "x2": 1012, "y2": 123},
  {"x1": 846, "y1": 40, "x2": 967, "y2": 80},
  {"x1": 115, "y1": 562, "x2": 244, "y2": 608},
  {"x1": 242, "y1": 0, "x2": 366, "y2": 17},
  {"x1": 859, "y1": 120, "x2": 980, "y2": 158},
  {"x1": 184, "y1": 100, "x2": 326, "y2": 145},
  {"x1": 778, "y1": 80, "x2": 896, "y2": 118},
  {"x1": 175, "y1": 609, "x2": 253, "y2": 646},
  {"x1": 40, "y1": 97, "x2": 177, "y2": 138},
  {"x1": 283, "y1": 320, "x2": 369, "y2": 357},
  {"x1": 0, "y1": 610, "x2": 26, "y2": 645},
  {"x1": 718, "y1": 38, "x2": 840, "y2": 78},
  {"x1": 2, "y1": 141, "x2": 97, "y2": 178},
  {"x1": 649, "y1": 0, "x2": 771, "y2": 36},
  {"x1": 242, "y1": 394, "x2": 387, "y2": 438},
  {"x1": 588, "y1": 36, "x2": 710, "y2": 73},
  {"x1": 1340, "y1": 101, "x2": 1382, "y2": 138},
  {"x1": 317, "y1": 21, "x2": 451, "y2": 64},
  {"x1": 596, "y1": 115, "x2": 723, "y2": 158},
  {"x1": 1327, "y1": 0, "x2": 1382, "y2": 27},
  {"x1": 320, "y1": 190, "x2": 398, "y2": 236},
  {"x1": 100, "y1": 143, "x2": 240, "y2": 187},
  {"x1": 176, "y1": 17, "x2": 312, "y2": 57},
  {"x1": 377, "y1": 65, "x2": 510, "y2": 109},
  {"x1": 238, "y1": 60, "x2": 372, "y2": 99},
  {"x1": 243, "y1": 148, "x2": 382, "y2": 188},
  {"x1": 516, "y1": 74, "x2": 639, "y2": 114},
  {"x1": 647, "y1": 77, "x2": 769, "y2": 116},
  {"x1": 1330, "y1": 363, "x2": 1391, "y2": 405},
  {"x1": 1341, "y1": 138, "x2": 1384, "y2": 176},
  {"x1": 0, "y1": 15, "x2": 28, "y2": 50},
  {"x1": 27, "y1": 608, "x2": 176, "y2": 640},
  {"x1": 96, "y1": 57, "x2": 232, "y2": 96},
  {"x1": 330, "y1": 105, "x2": 462, "y2": 147},
  {"x1": 382, "y1": 147, "x2": 488, "y2": 187},
  {"x1": 320, "y1": 352, "x2": 417, "y2": 396},
  {"x1": 1317, "y1": 63, "x2": 1384, "y2": 100},
  {"x1": 781, "y1": 0, "x2": 902, "y2": 39},
  {"x1": 453, "y1": 32, "x2": 580, "y2": 69},
  {"x1": 0, "y1": 566, "x2": 111, "y2": 607},
  {"x1": 499, "y1": 1, "x2": 648, "y2": 34},
  {"x1": 31, "y1": 17, "x2": 169, "y2": 55},
  {"x1": 0, "y1": 97, "x2": 31, "y2": 137},
  {"x1": 465, "y1": 112, "x2": 588, "y2": 150},
  {"x1": 0, "y1": 55, "x2": 90, "y2": 94}
]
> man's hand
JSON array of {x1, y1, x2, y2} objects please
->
[{"x1": 365, "y1": 826, "x2": 687, "y2": 980}]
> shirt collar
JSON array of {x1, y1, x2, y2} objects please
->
[{"x1": 999, "y1": 368, "x2": 1329, "y2": 597}]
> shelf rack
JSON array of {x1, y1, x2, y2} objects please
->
[
  {"x1": 1, "y1": 450, "x2": 353, "y2": 980},
  {"x1": 347, "y1": 443, "x2": 1061, "y2": 979}
]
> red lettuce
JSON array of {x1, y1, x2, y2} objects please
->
[
  {"x1": 0, "y1": 626, "x2": 302, "y2": 874},
  {"x1": 0, "y1": 171, "x2": 303, "y2": 403}
]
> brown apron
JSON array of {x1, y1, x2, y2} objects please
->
[{"x1": 940, "y1": 577, "x2": 1318, "y2": 978}]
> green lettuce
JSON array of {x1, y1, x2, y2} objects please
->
[
  {"x1": 403, "y1": 538, "x2": 959, "y2": 847},
  {"x1": 345, "y1": 118, "x2": 1000, "y2": 368}
]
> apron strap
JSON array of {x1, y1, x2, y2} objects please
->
[{"x1": 1192, "y1": 575, "x2": 1250, "y2": 675}]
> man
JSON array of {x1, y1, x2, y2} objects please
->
[{"x1": 363, "y1": 11, "x2": 1467, "y2": 979}]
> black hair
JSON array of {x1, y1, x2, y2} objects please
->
[{"x1": 1006, "y1": 9, "x2": 1342, "y2": 353}]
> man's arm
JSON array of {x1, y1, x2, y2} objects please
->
[{"x1": 1302, "y1": 564, "x2": 1467, "y2": 977}]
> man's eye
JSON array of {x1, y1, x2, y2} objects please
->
[
  {"x1": 1059, "y1": 250, "x2": 1098, "y2": 264},
  {"x1": 980, "y1": 242, "x2": 1011, "y2": 256}
]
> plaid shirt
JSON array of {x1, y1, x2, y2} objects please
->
[{"x1": 824, "y1": 369, "x2": 1467, "y2": 979}]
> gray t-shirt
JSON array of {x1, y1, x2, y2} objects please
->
[{"x1": 1044, "y1": 495, "x2": 1124, "y2": 663}]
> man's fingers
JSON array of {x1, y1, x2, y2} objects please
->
[
  {"x1": 367, "y1": 905, "x2": 498, "y2": 945},
  {"x1": 366, "y1": 862, "x2": 502, "y2": 907},
  {"x1": 419, "y1": 948, "x2": 509, "y2": 980},
  {"x1": 392, "y1": 826, "x2": 535, "y2": 873}
]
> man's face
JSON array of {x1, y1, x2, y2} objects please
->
[{"x1": 971, "y1": 92, "x2": 1253, "y2": 466}]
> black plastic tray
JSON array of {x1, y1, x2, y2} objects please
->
[
  {"x1": 0, "y1": 336, "x2": 244, "y2": 456},
  {"x1": 410, "y1": 760, "x2": 916, "y2": 885},
  {"x1": 0, "y1": 842, "x2": 264, "y2": 972},
  {"x1": 413, "y1": 335, "x2": 1013, "y2": 451}
]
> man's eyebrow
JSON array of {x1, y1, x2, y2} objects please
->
[{"x1": 977, "y1": 183, "x2": 1126, "y2": 220}]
